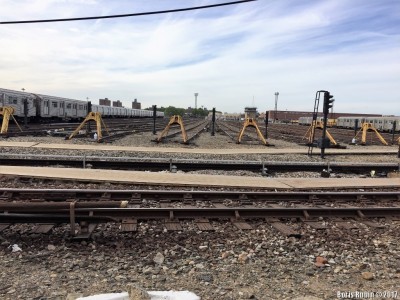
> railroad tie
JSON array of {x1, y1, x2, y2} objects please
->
[
  {"x1": 301, "y1": 219, "x2": 327, "y2": 230},
  {"x1": 164, "y1": 211, "x2": 182, "y2": 231},
  {"x1": 164, "y1": 219, "x2": 182, "y2": 231},
  {"x1": 359, "y1": 220, "x2": 385, "y2": 229},
  {"x1": 266, "y1": 218, "x2": 301, "y2": 238},
  {"x1": 230, "y1": 210, "x2": 252, "y2": 230},
  {"x1": 195, "y1": 218, "x2": 215, "y2": 231},
  {"x1": 121, "y1": 218, "x2": 138, "y2": 232},
  {"x1": 332, "y1": 218, "x2": 359, "y2": 230},
  {"x1": 73, "y1": 222, "x2": 98, "y2": 240},
  {"x1": 32, "y1": 223, "x2": 55, "y2": 234},
  {"x1": 0, "y1": 224, "x2": 10, "y2": 231}
]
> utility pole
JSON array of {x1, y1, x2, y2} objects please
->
[
  {"x1": 194, "y1": 93, "x2": 199, "y2": 117},
  {"x1": 274, "y1": 92, "x2": 279, "y2": 123}
]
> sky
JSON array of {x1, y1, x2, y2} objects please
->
[{"x1": 0, "y1": 0, "x2": 399, "y2": 115}]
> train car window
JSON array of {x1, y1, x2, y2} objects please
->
[
  {"x1": 52, "y1": 102, "x2": 58, "y2": 108},
  {"x1": 8, "y1": 96, "x2": 18, "y2": 104},
  {"x1": 79, "y1": 105, "x2": 83, "y2": 110},
  {"x1": 73, "y1": 104, "x2": 77, "y2": 109},
  {"x1": 66, "y1": 104, "x2": 72, "y2": 109}
]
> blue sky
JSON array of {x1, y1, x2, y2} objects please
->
[{"x1": 0, "y1": 0, "x2": 399, "y2": 114}]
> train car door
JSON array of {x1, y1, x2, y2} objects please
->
[
  {"x1": 73, "y1": 103, "x2": 77, "y2": 117},
  {"x1": 43, "y1": 100, "x2": 49, "y2": 115},
  {"x1": 59, "y1": 101, "x2": 65, "y2": 117}
]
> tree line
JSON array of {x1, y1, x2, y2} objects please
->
[{"x1": 145, "y1": 106, "x2": 209, "y2": 117}]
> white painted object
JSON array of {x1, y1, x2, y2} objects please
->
[
  {"x1": 76, "y1": 291, "x2": 200, "y2": 300},
  {"x1": 77, "y1": 293, "x2": 129, "y2": 300},
  {"x1": 11, "y1": 244, "x2": 22, "y2": 252}
]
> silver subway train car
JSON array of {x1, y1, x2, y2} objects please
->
[
  {"x1": 336, "y1": 116, "x2": 400, "y2": 132},
  {"x1": 0, "y1": 88, "x2": 163, "y2": 121}
]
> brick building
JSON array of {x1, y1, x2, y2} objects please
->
[
  {"x1": 266, "y1": 110, "x2": 381, "y2": 122},
  {"x1": 112, "y1": 100, "x2": 123, "y2": 107},
  {"x1": 99, "y1": 98, "x2": 111, "y2": 106},
  {"x1": 132, "y1": 99, "x2": 141, "y2": 109}
]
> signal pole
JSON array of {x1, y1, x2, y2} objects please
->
[
  {"x1": 321, "y1": 91, "x2": 334, "y2": 158},
  {"x1": 274, "y1": 92, "x2": 279, "y2": 123}
]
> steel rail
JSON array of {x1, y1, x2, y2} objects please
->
[
  {"x1": 0, "y1": 154, "x2": 398, "y2": 173},
  {"x1": 156, "y1": 120, "x2": 209, "y2": 141},
  {"x1": 1, "y1": 189, "x2": 399, "y2": 202},
  {"x1": 217, "y1": 121, "x2": 259, "y2": 142},
  {"x1": 0, "y1": 201, "x2": 127, "y2": 210},
  {"x1": 0, "y1": 207, "x2": 399, "y2": 224}
]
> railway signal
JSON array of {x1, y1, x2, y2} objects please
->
[{"x1": 323, "y1": 92, "x2": 334, "y2": 114}]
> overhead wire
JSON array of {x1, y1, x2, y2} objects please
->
[{"x1": 0, "y1": 0, "x2": 256, "y2": 24}]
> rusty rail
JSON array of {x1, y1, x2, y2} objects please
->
[
  {"x1": 1, "y1": 188, "x2": 399, "y2": 202},
  {"x1": 1, "y1": 207, "x2": 399, "y2": 224}
]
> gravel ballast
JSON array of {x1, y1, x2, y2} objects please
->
[{"x1": 0, "y1": 130, "x2": 399, "y2": 299}]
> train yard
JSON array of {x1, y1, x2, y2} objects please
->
[
  {"x1": 0, "y1": 153, "x2": 399, "y2": 176},
  {"x1": 0, "y1": 117, "x2": 399, "y2": 299}
]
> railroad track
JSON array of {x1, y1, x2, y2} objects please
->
[
  {"x1": 261, "y1": 123, "x2": 400, "y2": 146},
  {"x1": 1, "y1": 188, "x2": 399, "y2": 202},
  {"x1": 217, "y1": 121, "x2": 400, "y2": 146},
  {"x1": 155, "y1": 119, "x2": 210, "y2": 143},
  {"x1": 216, "y1": 121, "x2": 260, "y2": 143},
  {"x1": 3, "y1": 118, "x2": 170, "y2": 138},
  {"x1": 0, "y1": 154, "x2": 399, "y2": 174},
  {"x1": 0, "y1": 189, "x2": 399, "y2": 238}
]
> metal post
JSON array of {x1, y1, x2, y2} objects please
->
[
  {"x1": 265, "y1": 112, "x2": 269, "y2": 139},
  {"x1": 153, "y1": 105, "x2": 157, "y2": 135},
  {"x1": 392, "y1": 121, "x2": 396, "y2": 145},
  {"x1": 194, "y1": 93, "x2": 199, "y2": 117},
  {"x1": 211, "y1": 108, "x2": 215, "y2": 136},
  {"x1": 274, "y1": 92, "x2": 279, "y2": 123},
  {"x1": 354, "y1": 119, "x2": 359, "y2": 137},
  {"x1": 321, "y1": 92, "x2": 329, "y2": 159},
  {"x1": 23, "y1": 98, "x2": 28, "y2": 127},
  {"x1": 87, "y1": 101, "x2": 92, "y2": 133}
]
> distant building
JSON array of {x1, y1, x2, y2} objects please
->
[
  {"x1": 207, "y1": 111, "x2": 223, "y2": 120},
  {"x1": 132, "y1": 99, "x2": 141, "y2": 109},
  {"x1": 266, "y1": 110, "x2": 381, "y2": 122},
  {"x1": 244, "y1": 107, "x2": 258, "y2": 119},
  {"x1": 222, "y1": 113, "x2": 241, "y2": 121},
  {"x1": 99, "y1": 98, "x2": 111, "y2": 106},
  {"x1": 112, "y1": 100, "x2": 122, "y2": 107}
]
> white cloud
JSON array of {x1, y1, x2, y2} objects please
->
[{"x1": 0, "y1": 0, "x2": 399, "y2": 114}]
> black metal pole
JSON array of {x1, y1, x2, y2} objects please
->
[
  {"x1": 354, "y1": 119, "x2": 359, "y2": 137},
  {"x1": 152, "y1": 105, "x2": 157, "y2": 135},
  {"x1": 87, "y1": 101, "x2": 92, "y2": 133},
  {"x1": 321, "y1": 92, "x2": 330, "y2": 159},
  {"x1": 398, "y1": 143, "x2": 400, "y2": 158},
  {"x1": 265, "y1": 112, "x2": 269, "y2": 139},
  {"x1": 211, "y1": 108, "x2": 215, "y2": 136},
  {"x1": 321, "y1": 113, "x2": 328, "y2": 158},
  {"x1": 23, "y1": 98, "x2": 28, "y2": 127},
  {"x1": 392, "y1": 121, "x2": 396, "y2": 145}
]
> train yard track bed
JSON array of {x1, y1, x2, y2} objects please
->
[
  {"x1": 1, "y1": 189, "x2": 399, "y2": 299},
  {"x1": 0, "y1": 153, "x2": 399, "y2": 172},
  {"x1": 0, "y1": 121, "x2": 399, "y2": 299},
  {"x1": 1, "y1": 189, "x2": 399, "y2": 230},
  {"x1": 1, "y1": 166, "x2": 400, "y2": 190}
]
